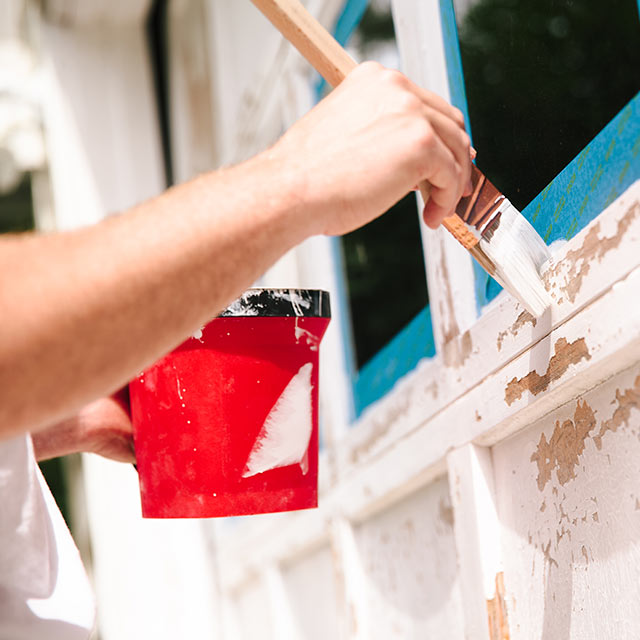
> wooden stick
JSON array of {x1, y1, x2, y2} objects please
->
[
  {"x1": 250, "y1": 0, "x2": 482, "y2": 254},
  {"x1": 250, "y1": 0, "x2": 356, "y2": 88}
]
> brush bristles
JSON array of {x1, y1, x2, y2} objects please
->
[{"x1": 479, "y1": 202, "x2": 552, "y2": 317}]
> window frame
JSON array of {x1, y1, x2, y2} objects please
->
[{"x1": 343, "y1": 0, "x2": 640, "y2": 418}]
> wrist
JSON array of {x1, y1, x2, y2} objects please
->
[{"x1": 253, "y1": 141, "x2": 322, "y2": 242}]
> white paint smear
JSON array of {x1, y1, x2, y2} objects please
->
[{"x1": 242, "y1": 363, "x2": 313, "y2": 478}]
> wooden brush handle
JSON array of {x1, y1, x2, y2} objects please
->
[
  {"x1": 250, "y1": 0, "x2": 356, "y2": 86},
  {"x1": 251, "y1": 0, "x2": 480, "y2": 252}
]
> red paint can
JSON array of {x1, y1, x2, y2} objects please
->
[{"x1": 129, "y1": 289, "x2": 331, "y2": 518}]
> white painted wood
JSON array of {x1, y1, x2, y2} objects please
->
[
  {"x1": 167, "y1": 0, "x2": 218, "y2": 182},
  {"x1": 231, "y1": 575, "x2": 276, "y2": 640},
  {"x1": 352, "y1": 477, "x2": 466, "y2": 639},
  {"x1": 41, "y1": 0, "x2": 151, "y2": 28},
  {"x1": 392, "y1": 0, "x2": 478, "y2": 348},
  {"x1": 30, "y1": 168, "x2": 56, "y2": 232},
  {"x1": 447, "y1": 444, "x2": 502, "y2": 640},
  {"x1": 328, "y1": 517, "x2": 370, "y2": 639},
  {"x1": 263, "y1": 565, "x2": 299, "y2": 640},
  {"x1": 39, "y1": 22, "x2": 164, "y2": 230},
  {"x1": 492, "y1": 362, "x2": 640, "y2": 639},
  {"x1": 281, "y1": 544, "x2": 342, "y2": 640}
]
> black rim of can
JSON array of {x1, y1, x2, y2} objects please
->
[{"x1": 218, "y1": 289, "x2": 331, "y2": 318}]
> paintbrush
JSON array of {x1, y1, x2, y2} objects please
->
[{"x1": 250, "y1": 0, "x2": 552, "y2": 317}]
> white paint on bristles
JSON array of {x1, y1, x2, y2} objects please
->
[
  {"x1": 480, "y1": 201, "x2": 553, "y2": 317},
  {"x1": 242, "y1": 362, "x2": 314, "y2": 478}
]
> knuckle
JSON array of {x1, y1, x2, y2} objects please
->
[
  {"x1": 360, "y1": 60, "x2": 383, "y2": 74},
  {"x1": 413, "y1": 120, "x2": 435, "y2": 150},
  {"x1": 397, "y1": 91, "x2": 421, "y2": 113},
  {"x1": 384, "y1": 68, "x2": 408, "y2": 88}
]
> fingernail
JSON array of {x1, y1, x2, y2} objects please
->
[{"x1": 470, "y1": 147, "x2": 477, "y2": 160}]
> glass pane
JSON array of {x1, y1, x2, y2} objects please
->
[{"x1": 456, "y1": 0, "x2": 640, "y2": 213}]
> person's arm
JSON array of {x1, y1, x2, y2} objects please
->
[
  {"x1": 0, "y1": 62, "x2": 472, "y2": 441},
  {"x1": 31, "y1": 390, "x2": 135, "y2": 463}
]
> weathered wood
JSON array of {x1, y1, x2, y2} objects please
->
[
  {"x1": 493, "y1": 363, "x2": 640, "y2": 639},
  {"x1": 218, "y1": 183, "x2": 640, "y2": 597},
  {"x1": 448, "y1": 444, "x2": 506, "y2": 640}
]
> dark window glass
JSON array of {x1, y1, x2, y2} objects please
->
[{"x1": 457, "y1": 0, "x2": 640, "y2": 211}]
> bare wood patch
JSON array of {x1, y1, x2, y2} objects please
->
[
  {"x1": 487, "y1": 571, "x2": 510, "y2": 640},
  {"x1": 545, "y1": 200, "x2": 640, "y2": 304},
  {"x1": 530, "y1": 399, "x2": 596, "y2": 491},
  {"x1": 439, "y1": 246, "x2": 460, "y2": 345},
  {"x1": 505, "y1": 337, "x2": 592, "y2": 406},
  {"x1": 593, "y1": 375, "x2": 640, "y2": 449},
  {"x1": 496, "y1": 311, "x2": 537, "y2": 351},
  {"x1": 443, "y1": 329, "x2": 473, "y2": 367},
  {"x1": 438, "y1": 497, "x2": 454, "y2": 528}
]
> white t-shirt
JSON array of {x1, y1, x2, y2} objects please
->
[{"x1": 0, "y1": 434, "x2": 96, "y2": 639}]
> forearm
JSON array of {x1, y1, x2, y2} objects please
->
[{"x1": 0, "y1": 152, "x2": 307, "y2": 439}]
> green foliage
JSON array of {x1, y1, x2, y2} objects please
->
[
  {"x1": 459, "y1": 0, "x2": 640, "y2": 210},
  {"x1": 0, "y1": 176, "x2": 35, "y2": 233}
]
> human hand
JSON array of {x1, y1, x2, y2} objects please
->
[
  {"x1": 269, "y1": 61, "x2": 473, "y2": 235},
  {"x1": 32, "y1": 388, "x2": 135, "y2": 463}
]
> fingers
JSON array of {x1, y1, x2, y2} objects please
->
[
  {"x1": 423, "y1": 105, "x2": 473, "y2": 195},
  {"x1": 391, "y1": 71, "x2": 472, "y2": 225}
]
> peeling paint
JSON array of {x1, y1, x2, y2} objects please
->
[
  {"x1": 505, "y1": 337, "x2": 592, "y2": 405},
  {"x1": 530, "y1": 399, "x2": 597, "y2": 491},
  {"x1": 439, "y1": 246, "x2": 460, "y2": 346},
  {"x1": 497, "y1": 311, "x2": 538, "y2": 351},
  {"x1": 444, "y1": 329, "x2": 473, "y2": 368},
  {"x1": 544, "y1": 201, "x2": 639, "y2": 304},
  {"x1": 438, "y1": 497, "x2": 454, "y2": 528},
  {"x1": 486, "y1": 572, "x2": 510, "y2": 640},
  {"x1": 593, "y1": 375, "x2": 640, "y2": 449},
  {"x1": 581, "y1": 545, "x2": 590, "y2": 564},
  {"x1": 541, "y1": 539, "x2": 558, "y2": 569}
]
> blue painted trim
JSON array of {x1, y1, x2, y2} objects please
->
[
  {"x1": 483, "y1": 92, "x2": 640, "y2": 302},
  {"x1": 438, "y1": 0, "x2": 472, "y2": 136},
  {"x1": 314, "y1": 0, "x2": 369, "y2": 99},
  {"x1": 353, "y1": 306, "x2": 436, "y2": 417}
]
